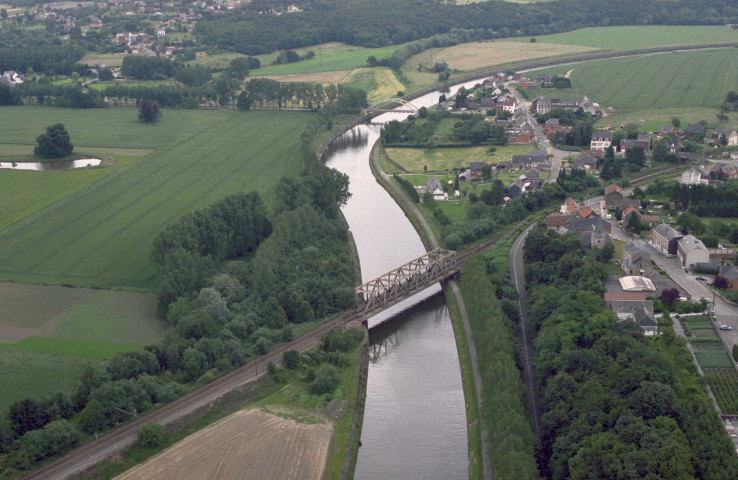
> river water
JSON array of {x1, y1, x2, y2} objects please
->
[{"x1": 323, "y1": 80, "x2": 481, "y2": 479}]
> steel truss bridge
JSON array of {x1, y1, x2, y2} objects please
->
[
  {"x1": 364, "y1": 97, "x2": 420, "y2": 114},
  {"x1": 355, "y1": 248, "x2": 458, "y2": 316}
]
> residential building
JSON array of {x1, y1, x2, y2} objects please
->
[
  {"x1": 579, "y1": 230, "x2": 613, "y2": 250},
  {"x1": 590, "y1": 130, "x2": 613, "y2": 152},
  {"x1": 679, "y1": 166, "x2": 710, "y2": 185},
  {"x1": 718, "y1": 265, "x2": 738, "y2": 290},
  {"x1": 712, "y1": 128, "x2": 738, "y2": 146},
  {"x1": 622, "y1": 241, "x2": 654, "y2": 276},
  {"x1": 711, "y1": 162, "x2": 738, "y2": 180},
  {"x1": 611, "y1": 300, "x2": 658, "y2": 336},
  {"x1": 469, "y1": 162, "x2": 485, "y2": 179},
  {"x1": 637, "y1": 133, "x2": 651, "y2": 152},
  {"x1": 658, "y1": 125, "x2": 674, "y2": 137},
  {"x1": 684, "y1": 124, "x2": 706, "y2": 139},
  {"x1": 649, "y1": 223, "x2": 682, "y2": 256},
  {"x1": 572, "y1": 154, "x2": 597, "y2": 172},
  {"x1": 426, "y1": 178, "x2": 445, "y2": 201},
  {"x1": 677, "y1": 235, "x2": 710, "y2": 271},
  {"x1": 604, "y1": 184, "x2": 623, "y2": 208}
]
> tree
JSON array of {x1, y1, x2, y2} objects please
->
[
  {"x1": 671, "y1": 117, "x2": 681, "y2": 128},
  {"x1": 97, "y1": 67, "x2": 113, "y2": 81},
  {"x1": 34, "y1": 124, "x2": 73, "y2": 159},
  {"x1": 660, "y1": 288, "x2": 680, "y2": 309},
  {"x1": 1, "y1": 8, "x2": 7, "y2": 19},
  {"x1": 626, "y1": 212, "x2": 642, "y2": 234},
  {"x1": 733, "y1": 344, "x2": 738, "y2": 362},
  {"x1": 138, "y1": 101, "x2": 161, "y2": 123},
  {"x1": 138, "y1": 423, "x2": 164, "y2": 447},
  {"x1": 282, "y1": 350, "x2": 301, "y2": 370}
]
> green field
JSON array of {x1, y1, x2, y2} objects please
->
[
  {"x1": 0, "y1": 348, "x2": 104, "y2": 413},
  {"x1": 0, "y1": 107, "x2": 312, "y2": 289},
  {"x1": 340, "y1": 67, "x2": 405, "y2": 103},
  {"x1": 532, "y1": 49, "x2": 738, "y2": 111},
  {"x1": 509, "y1": 26, "x2": 738, "y2": 52},
  {"x1": 385, "y1": 144, "x2": 535, "y2": 173}
]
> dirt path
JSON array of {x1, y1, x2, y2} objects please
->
[{"x1": 116, "y1": 410, "x2": 332, "y2": 480}]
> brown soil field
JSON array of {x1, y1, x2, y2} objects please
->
[
  {"x1": 0, "y1": 282, "x2": 92, "y2": 342},
  {"x1": 409, "y1": 41, "x2": 597, "y2": 71},
  {"x1": 117, "y1": 409, "x2": 333, "y2": 480},
  {"x1": 252, "y1": 71, "x2": 349, "y2": 83}
]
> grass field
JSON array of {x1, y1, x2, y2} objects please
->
[
  {"x1": 508, "y1": 25, "x2": 738, "y2": 52},
  {"x1": 0, "y1": 107, "x2": 312, "y2": 289},
  {"x1": 0, "y1": 348, "x2": 103, "y2": 413},
  {"x1": 79, "y1": 52, "x2": 127, "y2": 67},
  {"x1": 340, "y1": 67, "x2": 405, "y2": 103},
  {"x1": 385, "y1": 144, "x2": 534, "y2": 173},
  {"x1": 532, "y1": 49, "x2": 738, "y2": 111},
  {"x1": 253, "y1": 71, "x2": 350, "y2": 85}
]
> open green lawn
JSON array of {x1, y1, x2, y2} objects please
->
[
  {"x1": 509, "y1": 26, "x2": 738, "y2": 51},
  {"x1": 0, "y1": 348, "x2": 103, "y2": 413},
  {"x1": 0, "y1": 107, "x2": 312, "y2": 290},
  {"x1": 251, "y1": 43, "x2": 400, "y2": 76},
  {"x1": 533, "y1": 49, "x2": 738, "y2": 111},
  {"x1": 385, "y1": 144, "x2": 534, "y2": 173}
]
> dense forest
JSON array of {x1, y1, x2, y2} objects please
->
[
  {"x1": 195, "y1": 0, "x2": 738, "y2": 55},
  {"x1": 523, "y1": 226, "x2": 738, "y2": 478},
  {"x1": 670, "y1": 182, "x2": 738, "y2": 217}
]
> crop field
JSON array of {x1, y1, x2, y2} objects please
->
[
  {"x1": 507, "y1": 26, "x2": 738, "y2": 52},
  {"x1": 689, "y1": 336, "x2": 733, "y2": 368},
  {"x1": 118, "y1": 409, "x2": 332, "y2": 480},
  {"x1": 385, "y1": 144, "x2": 534, "y2": 173},
  {"x1": 79, "y1": 52, "x2": 127, "y2": 67},
  {"x1": 340, "y1": 67, "x2": 405, "y2": 104},
  {"x1": 530, "y1": 49, "x2": 738, "y2": 111},
  {"x1": 401, "y1": 41, "x2": 595, "y2": 88},
  {"x1": 0, "y1": 348, "x2": 104, "y2": 413},
  {"x1": 0, "y1": 108, "x2": 311, "y2": 289},
  {"x1": 253, "y1": 42, "x2": 400, "y2": 76},
  {"x1": 705, "y1": 368, "x2": 738, "y2": 415},
  {"x1": 254, "y1": 70, "x2": 349, "y2": 85}
]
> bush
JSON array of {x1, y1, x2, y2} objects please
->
[
  {"x1": 138, "y1": 423, "x2": 164, "y2": 448},
  {"x1": 309, "y1": 365, "x2": 340, "y2": 395},
  {"x1": 282, "y1": 349, "x2": 301, "y2": 370}
]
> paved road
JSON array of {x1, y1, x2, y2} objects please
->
[
  {"x1": 509, "y1": 223, "x2": 542, "y2": 437},
  {"x1": 507, "y1": 86, "x2": 575, "y2": 184}
]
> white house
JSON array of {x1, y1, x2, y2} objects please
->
[
  {"x1": 590, "y1": 130, "x2": 613, "y2": 152},
  {"x1": 679, "y1": 166, "x2": 709, "y2": 185},
  {"x1": 677, "y1": 235, "x2": 710, "y2": 271}
]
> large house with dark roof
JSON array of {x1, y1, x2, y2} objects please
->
[
  {"x1": 622, "y1": 241, "x2": 653, "y2": 276},
  {"x1": 649, "y1": 224, "x2": 682, "y2": 256}
]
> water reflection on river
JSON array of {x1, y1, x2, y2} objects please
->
[{"x1": 324, "y1": 89, "x2": 473, "y2": 477}]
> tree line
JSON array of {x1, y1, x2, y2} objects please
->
[
  {"x1": 194, "y1": 0, "x2": 738, "y2": 56},
  {"x1": 0, "y1": 43, "x2": 85, "y2": 76},
  {"x1": 670, "y1": 181, "x2": 738, "y2": 217},
  {"x1": 523, "y1": 226, "x2": 738, "y2": 478},
  {"x1": 0, "y1": 117, "x2": 357, "y2": 473}
]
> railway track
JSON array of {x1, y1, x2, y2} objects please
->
[{"x1": 24, "y1": 236, "x2": 506, "y2": 480}]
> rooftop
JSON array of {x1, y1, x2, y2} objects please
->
[{"x1": 619, "y1": 276, "x2": 656, "y2": 292}]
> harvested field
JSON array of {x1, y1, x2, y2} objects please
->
[
  {"x1": 408, "y1": 41, "x2": 596, "y2": 72},
  {"x1": 253, "y1": 70, "x2": 349, "y2": 84},
  {"x1": 117, "y1": 409, "x2": 332, "y2": 480}
]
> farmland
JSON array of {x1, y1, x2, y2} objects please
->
[
  {"x1": 252, "y1": 42, "x2": 399, "y2": 76},
  {"x1": 532, "y1": 48, "x2": 738, "y2": 111},
  {"x1": 705, "y1": 368, "x2": 738, "y2": 415},
  {"x1": 0, "y1": 108, "x2": 312, "y2": 290},
  {"x1": 508, "y1": 25, "x2": 738, "y2": 52},
  {"x1": 384, "y1": 144, "x2": 535, "y2": 173},
  {"x1": 340, "y1": 67, "x2": 404, "y2": 104},
  {"x1": 118, "y1": 409, "x2": 332, "y2": 480}
]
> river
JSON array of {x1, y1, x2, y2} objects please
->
[{"x1": 323, "y1": 80, "x2": 481, "y2": 479}]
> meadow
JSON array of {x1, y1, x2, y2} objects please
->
[
  {"x1": 385, "y1": 144, "x2": 535, "y2": 173},
  {"x1": 508, "y1": 25, "x2": 738, "y2": 52},
  {"x1": 532, "y1": 48, "x2": 738, "y2": 111},
  {"x1": 340, "y1": 67, "x2": 404, "y2": 104},
  {"x1": 0, "y1": 107, "x2": 312, "y2": 290}
]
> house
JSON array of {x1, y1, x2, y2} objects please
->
[
  {"x1": 1, "y1": 71, "x2": 25, "y2": 85},
  {"x1": 658, "y1": 125, "x2": 674, "y2": 138},
  {"x1": 718, "y1": 265, "x2": 738, "y2": 290},
  {"x1": 712, "y1": 128, "x2": 738, "y2": 146},
  {"x1": 649, "y1": 224, "x2": 682, "y2": 256},
  {"x1": 563, "y1": 197, "x2": 580, "y2": 216},
  {"x1": 543, "y1": 118, "x2": 567, "y2": 139},
  {"x1": 525, "y1": 167, "x2": 541, "y2": 180},
  {"x1": 619, "y1": 139, "x2": 640, "y2": 152},
  {"x1": 572, "y1": 154, "x2": 597, "y2": 172},
  {"x1": 622, "y1": 241, "x2": 653, "y2": 276},
  {"x1": 506, "y1": 128, "x2": 533, "y2": 144},
  {"x1": 426, "y1": 178, "x2": 445, "y2": 201},
  {"x1": 622, "y1": 206, "x2": 641, "y2": 224},
  {"x1": 604, "y1": 184, "x2": 624, "y2": 208},
  {"x1": 604, "y1": 291, "x2": 647, "y2": 307},
  {"x1": 684, "y1": 124, "x2": 706, "y2": 140},
  {"x1": 590, "y1": 130, "x2": 613, "y2": 152},
  {"x1": 680, "y1": 166, "x2": 710, "y2": 185},
  {"x1": 156, "y1": 26, "x2": 166, "y2": 37},
  {"x1": 579, "y1": 206, "x2": 598, "y2": 218},
  {"x1": 546, "y1": 213, "x2": 573, "y2": 228},
  {"x1": 566, "y1": 216, "x2": 612, "y2": 234},
  {"x1": 507, "y1": 179, "x2": 526, "y2": 198},
  {"x1": 711, "y1": 162, "x2": 738, "y2": 180},
  {"x1": 469, "y1": 162, "x2": 485, "y2": 179},
  {"x1": 579, "y1": 230, "x2": 613, "y2": 249},
  {"x1": 637, "y1": 133, "x2": 651, "y2": 152},
  {"x1": 677, "y1": 235, "x2": 710, "y2": 271},
  {"x1": 668, "y1": 137, "x2": 682, "y2": 153},
  {"x1": 611, "y1": 300, "x2": 658, "y2": 336}
]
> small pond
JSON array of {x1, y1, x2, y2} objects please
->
[{"x1": 0, "y1": 158, "x2": 102, "y2": 171}]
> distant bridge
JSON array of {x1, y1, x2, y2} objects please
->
[{"x1": 364, "y1": 97, "x2": 420, "y2": 115}]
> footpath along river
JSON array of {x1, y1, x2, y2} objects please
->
[{"x1": 322, "y1": 79, "x2": 482, "y2": 479}]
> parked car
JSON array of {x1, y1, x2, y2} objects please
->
[
  {"x1": 719, "y1": 325, "x2": 733, "y2": 331},
  {"x1": 696, "y1": 277, "x2": 707, "y2": 282}
]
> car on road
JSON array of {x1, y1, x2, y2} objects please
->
[
  {"x1": 719, "y1": 325, "x2": 733, "y2": 331},
  {"x1": 696, "y1": 277, "x2": 707, "y2": 282}
]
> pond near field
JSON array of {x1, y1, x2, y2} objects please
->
[{"x1": 0, "y1": 158, "x2": 101, "y2": 171}]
